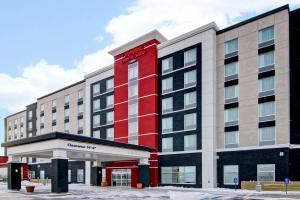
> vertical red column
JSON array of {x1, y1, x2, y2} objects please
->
[{"x1": 113, "y1": 39, "x2": 160, "y2": 187}]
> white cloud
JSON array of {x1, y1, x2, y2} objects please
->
[
  {"x1": 1, "y1": 0, "x2": 298, "y2": 113},
  {"x1": 94, "y1": 34, "x2": 104, "y2": 43}
]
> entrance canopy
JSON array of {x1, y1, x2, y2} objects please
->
[{"x1": 1, "y1": 132, "x2": 154, "y2": 162}]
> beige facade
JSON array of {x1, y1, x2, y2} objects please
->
[
  {"x1": 36, "y1": 81, "x2": 85, "y2": 135},
  {"x1": 216, "y1": 10, "x2": 290, "y2": 149},
  {"x1": 5, "y1": 110, "x2": 27, "y2": 142}
]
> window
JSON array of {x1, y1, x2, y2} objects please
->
[
  {"x1": 225, "y1": 108, "x2": 238, "y2": 123},
  {"x1": 106, "y1": 78, "x2": 114, "y2": 91},
  {"x1": 40, "y1": 128, "x2": 44, "y2": 134},
  {"x1": 102, "y1": 168, "x2": 106, "y2": 182},
  {"x1": 64, "y1": 95, "x2": 70, "y2": 104},
  {"x1": 224, "y1": 38, "x2": 238, "y2": 55},
  {"x1": 64, "y1": 122, "x2": 70, "y2": 133},
  {"x1": 64, "y1": 108, "x2": 69, "y2": 118},
  {"x1": 28, "y1": 110, "x2": 33, "y2": 120},
  {"x1": 225, "y1": 131, "x2": 239, "y2": 147},
  {"x1": 52, "y1": 100, "x2": 56, "y2": 108},
  {"x1": 93, "y1": 115, "x2": 100, "y2": 128},
  {"x1": 106, "y1": 111, "x2": 114, "y2": 124},
  {"x1": 224, "y1": 165, "x2": 239, "y2": 185},
  {"x1": 40, "y1": 170, "x2": 45, "y2": 179},
  {"x1": 78, "y1": 104, "x2": 83, "y2": 114},
  {"x1": 259, "y1": 51, "x2": 274, "y2": 68},
  {"x1": 162, "y1": 137, "x2": 173, "y2": 152},
  {"x1": 40, "y1": 116, "x2": 45, "y2": 123},
  {"x1": 28, "y1": 122, "x2": 32, "y2": 131},
  {"x1": 162, "y1": 117, "x2": 173, "y2": 133},
  {"x1": 259, "y1": 26, "x2": 274, "y2": 44},
  {"x1": 68, "y1": 170, "x2": 71, "y2": 183},
  {"x1": 128, "y1": 120, "x2": 138, "y2": 135},
  {"x1": 128, "y1": 84, "x2": 138, "y2": 98},
  {"x1": 162, "y1": 57, "x2": 173, "y2": 74},
  {"x1": 128, "y1": 101, "x2": 138, "y2": 117},
  {"x1": 259, "y1": 101, "x2": 275, "y2": 118},
  {"x1": 40, "y1": 104, "x2": 44, "y2": 112},
  {"x1": 259, "y1": 127, "x2": 275, "y2": 145},
  {"x1": 162, "y1": 97, "x2": 173, "y2": 113},
  {"x1": 257, "y1": 164, "x2": 275, "y2": 182},
  {"x1": 128, "y1": 62, "x2": 138, "y2": 80},
  {"x1": 184, "y1": 113, "x2": 196, "y2": 130},
  {"x1": 184, "y1": 70, "x2": 196, "y2": 87},
  {"x1": 184, "y1": 92, "x2": 196, "y2": 109},
  {"x1": 52, "y1": 125, "x2": 56, "y2": 132},
  {"x1": 106, "y1": 95, "x2": 114, "y2": 108},
  {"x1": 93, "y1": 130, "x2": 100, "y2": 138},
  {"x1": 184, "y1": 134, "x2": 197, "y2": 151},
  {"x1": 107, "y1": 128, "x2": 114, "y2": 141},
  {"x1": 52, "y1": 112, "x2": 56, "y2": 121},
  {"x1": 93, "y1": 99, "x2": 100, "y2": 112},
  {"x1": 77, "y1": 169, "x2": 84, "y2": 183},
  {"x1": 225, "y1": 85, "x2": 238, "y2": 100},
  {"x1": 162, "y1": 77, "x2": 173, "y2": 93},
  {"x1": 259, "y1": 77, "x2": 275, "y2": 92},
  {"x1": 93, "y1": 83, "x2": 100, "y2": 96},
  {"x1": 78, "y1": 118, "x2": 83, "y2": 129},
  {"x1": 224, "y1": 62, "x2": 238, "y2": 77},
  {"x1": 184, "y1": 48, "x2": 197, "y2": 67},
  {"x1": 78, "y1": 90, "x2": 84, "y2": 100},
  {"x1": 161, "y1": 166, "x2": 196, "y2": 184}
]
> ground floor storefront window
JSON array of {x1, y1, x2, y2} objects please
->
[
  {"x1": 257, "y1": 164, "x2": 275, "y2": 182},
  {"x1": 161, "y1": 166, "x2": 196, "y2": 184}
]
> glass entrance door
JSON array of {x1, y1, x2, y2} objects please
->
[{"x1": 111, "y1": 169, "x2": 131, "y2": 187}]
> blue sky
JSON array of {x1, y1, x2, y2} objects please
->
[{"x1": 0, "y1": 0, "x2": 299, "y2": 155}]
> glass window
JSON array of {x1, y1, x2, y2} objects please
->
[
  {"x1": 224, "y1": 39, "x2": 238, "y2": 55},
  {"x1": 77, "y1": 169, "x2": 84, "y2": 182},
  {"x1": 259, "y1": 26, "x2": 274, "y2": 44},
  {"x1": 184, "y1": 48, "x2": 197, "y2": 67},
  {"x1": 64, "y1": 108, "x2": 69, "y2": 118},
  {"x1": 106, "y1": 95, "x2": 114, "y2": 108},
  {"x1": 184, "y1": 134, "x2": 197, "y2": 151},
  {"x1": 128, "y1": 84, "x2": 138, "y2": 98},
  {"x1": 93, "y1": 83, "x2": 100, "y2": 96},
  {"x1": 162, "y1": 117, "x2": 173, "y2": 133},
  {"x1": 28, "y1": 110, "x2": 33, "y2": 119},
  {"x1": 257, "y1": 164, "x2": 275, "y2": 182},
  {"x1": 106, "y1": 111, "x2": 114, "y2": 124},
  {"x1": 129, "y1": 120, "x2": 138, "y2": 135},
  {"x1": 184, "y1": 91, "x2": 196, "y2": 109},
  {"x1": 162, "y1": 137, "x2": 173, "y2": 152},
  {"x1": 40, "y1": 104, "x2": 44, "y2": 112},
  {"x1": 106, "y1": 78, "x2": 114, "y2": 91},
  {"x1": 40, "y1": 128, "x2": 44, "y2": 134},
  {"x1": 93, "y1": 115, "x2": 100, "y2": 128},
  {"x1": 78, "y1": 118, "x2": 83, "y2": 129},
  {"x1": 64, "y1": 95, "x2": 70, "y2": 104},
  {"x1": 162, "y1": 97, "x2": 173, "y2": 113},
  {"x1": 225, "y1": 62, "x2": 238, "y2": 77},
  {"x1": 184, "y1": 113, "x2": 196, "y2": 130},
  {"x1": 52, "y1": 100, "x2": 56, "y2": 108},
  {"x1": 184, "y1": 70, "x2": 196, "y2": 87},
  {"x1": 224, "y1": 165, "x2": 239, "y2": 185},
  {"x1": 161, "y1": 166, "x2": 196, "y2": 184},
  {"x1": 78, "y1": 104, "x2": 83, "y2": 114},
  {"x1": 259, "y1": 127, "x2": 275, "y2": 143},
  {"x1": 52, "y1": 112, "x2": 56, "y2": 121},
  {"x1": 259, "y1": 77, "x2": 275, "y2": 92},
  {"x1": 107, "y1": 128, "x2": 114, "y2": 141},
  {"x1": 78, "y1": 90, "x2": 84, "y2": 100},
  {"x1": 93, "y1": 99, "x2": 100, "y2": 112},
  {"x1": 259, "y1": 101, "x2": 275, "y2": 117},
  {"x1": 28, "y1": 122, "x2": 32, "y2": 130},
  {"x1": 40, "y1": 116, "x2": 45, "y2": 123},
  {"x1": 259, "y1": 51, "x2": 274, "y2": 68},
  {"x1": 128, "y1": 101, "x2": 138, "y2": 117},
  {"x1": 93, "y1": 130, "x2": 100, "y2": 138},
  {"x1": 68, "y1": 170, "x2": 71, "y2": 183},
  {"x1": 129, "y1": 62, "x2": 138, "y2": 80},
  {"x1": 225, "y1": 108, "x2": 238, "y2": 123},
  {"x1": 162, "y1": 57, "x2": 173, "y2": 74},
  {"x1": 52, "y1": 125, "x2": 56, "y2": 132},
  {"x1": 64, "y1": 122, "x2": 70, "y2": 133},
  {"x1": 225, "y1": 131, "x2": 239, "y2": 147},
  {"x1": 225, "y1": 85, "x2": 238, "y2": 100},
  {"x1": 162, "y1": 77, "x2": 173, "y2": 93}
]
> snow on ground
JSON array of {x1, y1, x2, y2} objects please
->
[{"x1": 0, "y1": 181, "x2": 300, "y2": 200}]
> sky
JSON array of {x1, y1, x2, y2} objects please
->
[{"x1": 0, "y1": 0, "x2": 299, "y2": 155}]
